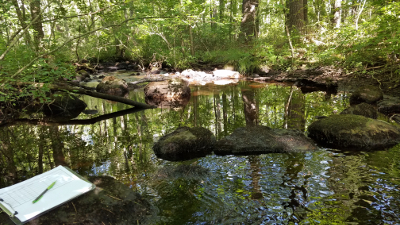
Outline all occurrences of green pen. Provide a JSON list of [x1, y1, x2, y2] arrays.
[[32, 181, 56, 204]]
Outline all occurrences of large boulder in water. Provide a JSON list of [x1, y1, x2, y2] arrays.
[[350, 85, 383, 105], [214, 125, 317, 156], [308, 114, 400, 150], [43, 92, 87, 121], [340, 102, 378, 119], [153, 127, 216, 161], [96, 76, 129, 96]]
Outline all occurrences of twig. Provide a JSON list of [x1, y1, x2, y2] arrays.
[[102, 208, 114, 214], [107, 194, 122, 201], [71, 202, 77, 214], [285, 25, 295, 66], [129, 77, 166, 85]]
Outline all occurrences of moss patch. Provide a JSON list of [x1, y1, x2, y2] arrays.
[[308, 114, 400, 150]]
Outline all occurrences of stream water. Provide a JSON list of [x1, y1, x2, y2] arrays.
[[1, 77, 400, 224]]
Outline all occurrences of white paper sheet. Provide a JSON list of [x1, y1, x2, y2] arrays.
[[0, 166, 95, 223]]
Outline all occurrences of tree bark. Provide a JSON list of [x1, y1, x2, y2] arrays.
[[332, 0, 342, 28], [240, 0, 259, 42], [219, 0, 225, 22], [30, 0, 44, 51], [303, 0, 308, 24], [286, 0, 305, 35]]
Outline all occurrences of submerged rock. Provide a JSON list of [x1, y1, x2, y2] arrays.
[[340, 102, 378, 119], [96, 76, 129, 96], [153, 127, 215, 161], [308, 114, 400, 150], [350, 85, 383, 105], [155, 164, 209, 180], [0, 176, 156, 225], [214, 125, 317, 156], [43, 92, 87, 121]]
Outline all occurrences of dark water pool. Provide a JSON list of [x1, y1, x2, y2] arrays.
[[1, 80, 400, 224]]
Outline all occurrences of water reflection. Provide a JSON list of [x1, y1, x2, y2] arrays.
[[1, 81, 400, 224]]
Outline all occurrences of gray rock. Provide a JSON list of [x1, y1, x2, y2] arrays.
[[340, 102, 378, 119], [153, 127, 216, 161], [214, 125, 317, 156], [96, 76, 129, 96], [350, 85, 383, 105], [308, 114, 400, 150]]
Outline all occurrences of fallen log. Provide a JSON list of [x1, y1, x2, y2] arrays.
[[8, 82, 156, 109]]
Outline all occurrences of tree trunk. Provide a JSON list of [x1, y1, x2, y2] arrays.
[[303, 0, 308, 33], [239, 0, 259, 42], [286, 0, 305, 35], [30, 0, 44, 51], [219, 0, 225, 22], [11, 0, 32, 46], [332, 0, 342, 28]]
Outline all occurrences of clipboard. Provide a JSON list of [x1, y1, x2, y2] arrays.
[[0, 166, 95, 224]]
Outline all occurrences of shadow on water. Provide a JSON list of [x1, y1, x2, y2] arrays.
[[1, 80, 400, 224]]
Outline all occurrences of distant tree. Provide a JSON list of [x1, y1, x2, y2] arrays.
[[29, 0, 44, 51], [332, 0, 342, 28], [240, 0, 259, 42], [11, 0, 32, 46]]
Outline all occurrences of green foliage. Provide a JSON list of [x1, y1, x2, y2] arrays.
[[0, 0, 399, 105]]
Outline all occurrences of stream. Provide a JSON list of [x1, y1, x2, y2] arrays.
[[1, 74, 400, 224]]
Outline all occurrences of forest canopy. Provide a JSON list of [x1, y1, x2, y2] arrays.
[[0, 0, 399, 102]]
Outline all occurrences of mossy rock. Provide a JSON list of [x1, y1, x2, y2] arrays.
[[214, 125, 317, 156], [308, 114, 400, 150], [153, 127, 215, 161], [340, 102, 378, 119], [43, 92, 87, 121], [350, 85, 383, 105]]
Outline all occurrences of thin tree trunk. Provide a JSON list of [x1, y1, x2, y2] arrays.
[[355, 0, 366, 30], [30, 0, 44, 51], [333, 0, 342, 28], [11, 0, 32, 46], [219, 0, 225, 22]]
